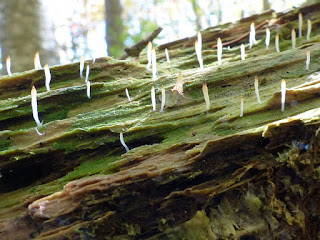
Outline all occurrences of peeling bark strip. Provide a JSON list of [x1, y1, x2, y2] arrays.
[[1, 3, 320, 240]]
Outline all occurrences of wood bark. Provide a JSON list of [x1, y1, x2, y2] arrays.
[[1, 3, 320, 239]]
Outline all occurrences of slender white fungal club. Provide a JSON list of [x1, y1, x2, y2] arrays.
[[307, 19, 312, 40], [120, 132, 129, 152], [35, 128, 44, 136], [306, 49, 310, 70], [265, 28, 270, 50], [240, 44, 245, 61], [198, 32, 203, 68], [6, 56, 12, 76], [165, 48, 170, 63], [152, 46, 157, 80], [34, 51, 42, 70], [298, 13, 303, 38], [275, 34, 280, 53], [240, 97, 244, 117], [194, 40, 198, 54], [44, 64, 51, 91], [254, 76, 261, 103], [85, 64, 90, 83], [195, 41, 203, 69], [160, 85, 165, 112], [249, 22, 257, 49], [87, 80, 91, 99], [197, 31, 202, 51], [281, 79, 286, 112], [80, 56, 84, 78], [31, 86, 41, 126], [151, 86, 156, 111], [172, 71, 183, 95], [147, 41, 152, 70], [291, 29, 296, 49], [217, 37, 222, 66], [125, 88, 132, 102], [202, 80, 210, 111]]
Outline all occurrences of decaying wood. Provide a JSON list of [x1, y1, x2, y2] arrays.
[[1, 3, 320, 240]]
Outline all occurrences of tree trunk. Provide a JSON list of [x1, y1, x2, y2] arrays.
[[190, 0, 202, 31], [0, 0, 58, 74], [105, 0, 124, 58], [38, 3, 59, 67], [1, 2, 320, 239], [262, 0, 270, 11]]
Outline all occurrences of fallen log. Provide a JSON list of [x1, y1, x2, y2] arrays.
[[1, 3, 320, 239]]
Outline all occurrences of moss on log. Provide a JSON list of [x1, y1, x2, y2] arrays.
[[1, 3, 320, 239]]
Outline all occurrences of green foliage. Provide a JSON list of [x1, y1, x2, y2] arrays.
[[124, 19, 160, 47]]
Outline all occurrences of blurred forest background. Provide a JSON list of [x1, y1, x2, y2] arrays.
[[0, 0, 318, 74]]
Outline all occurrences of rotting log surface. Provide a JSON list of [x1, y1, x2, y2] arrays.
[[1, 3, 320, 240]]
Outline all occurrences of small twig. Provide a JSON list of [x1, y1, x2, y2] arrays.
[[119, 27, 163, 60]]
